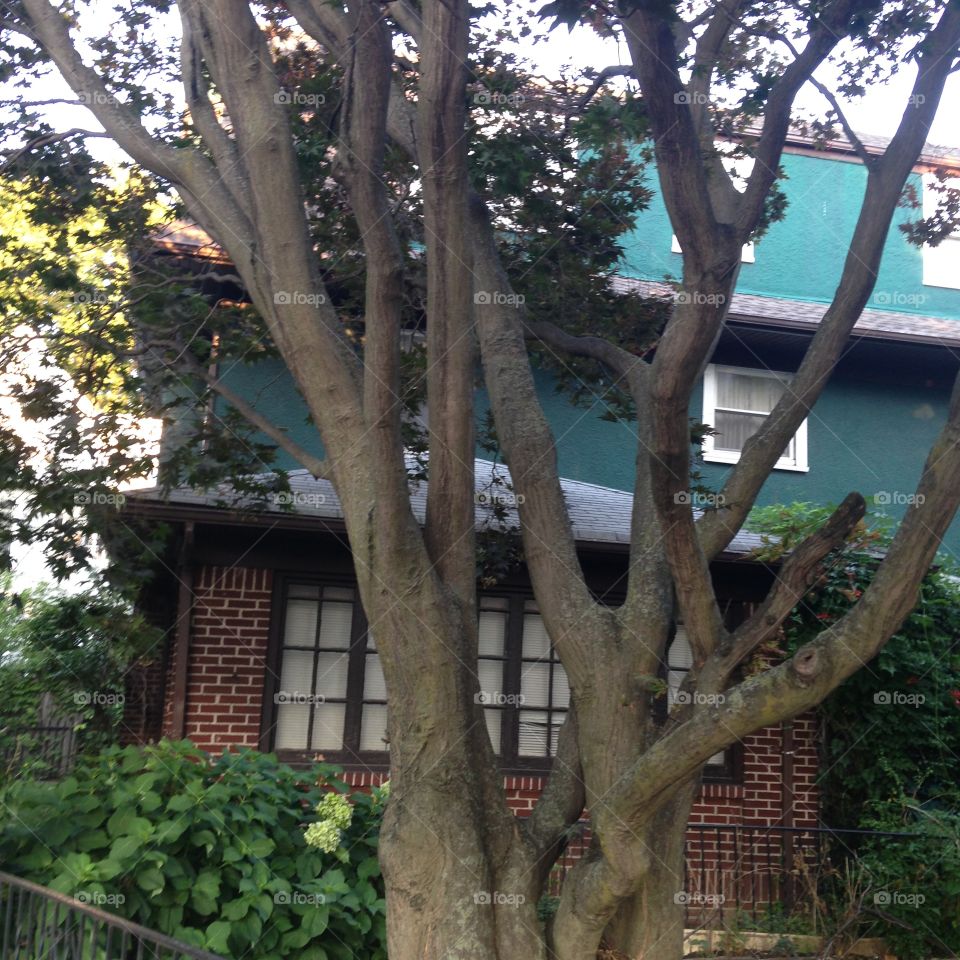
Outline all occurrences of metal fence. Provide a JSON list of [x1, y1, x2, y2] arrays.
[[0, 872, 225, 960], [550, 820, 926, 928]]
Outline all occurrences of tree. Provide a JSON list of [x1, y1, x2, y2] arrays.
[[2, 2, 960, 959]]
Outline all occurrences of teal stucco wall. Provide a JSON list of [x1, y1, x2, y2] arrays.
[[620, 149, 960, 321]]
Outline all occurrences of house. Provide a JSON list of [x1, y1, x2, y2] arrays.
[[120, 459, 820, 854], [114, 129, 960, 911]]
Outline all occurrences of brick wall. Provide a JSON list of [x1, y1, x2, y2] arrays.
[[159, 565, 820, 833], [160, 565, 273, 751]]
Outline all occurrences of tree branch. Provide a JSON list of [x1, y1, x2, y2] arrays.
[[697, 1, 960, 560], [576, 65, 635, 111], [523, 319, 644, 382]]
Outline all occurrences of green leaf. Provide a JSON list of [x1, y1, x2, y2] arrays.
[[136, 867, 164, 895], [205, 920, 232, 954]]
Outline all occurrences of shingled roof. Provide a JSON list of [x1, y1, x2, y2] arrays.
[[126, 458, 766, 557], [611, 276, 960, 349]]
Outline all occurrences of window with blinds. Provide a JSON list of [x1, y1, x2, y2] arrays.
[[268, 584, 736, 778], [273, 584, 356, 752], [518, 602, 568, 758], [702, 364, 808, 472]]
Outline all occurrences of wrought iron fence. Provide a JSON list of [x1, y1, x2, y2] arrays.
[[550, 820, 929, 929], [0, 872, 225, 960]]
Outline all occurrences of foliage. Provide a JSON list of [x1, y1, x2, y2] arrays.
[[0, 579, 159, 777], [748, 504, 960, 957], [855, 801, 960, 960], [0, 741, 388, 960], [749, 502, 960, 825]]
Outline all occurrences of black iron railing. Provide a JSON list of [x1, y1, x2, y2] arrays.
[[0, 872, 225, 960], [549, 820, 927, 929]]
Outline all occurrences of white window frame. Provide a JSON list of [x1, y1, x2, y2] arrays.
[[921, 173, 960, 290], [701, 363, 808, 472]]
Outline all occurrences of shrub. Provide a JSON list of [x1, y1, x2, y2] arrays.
[[0, 741, 387, 960]]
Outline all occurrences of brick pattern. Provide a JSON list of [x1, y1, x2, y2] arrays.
[[161, 566, 273, 751], [161, 567, 821, 840]]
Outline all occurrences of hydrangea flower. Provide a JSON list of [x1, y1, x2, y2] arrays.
[[304, 819, 342, 853], [315, 792, 352, 829]]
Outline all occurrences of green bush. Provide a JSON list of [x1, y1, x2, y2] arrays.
[[856, 800, 960, 960], [0, 741, 387, 960], [0, 581, 160, 777]]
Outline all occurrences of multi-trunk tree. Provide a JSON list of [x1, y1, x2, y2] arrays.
[[2, 1, 960, 958]]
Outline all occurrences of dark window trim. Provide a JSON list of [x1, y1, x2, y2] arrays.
[[262, 572, 741, 782]]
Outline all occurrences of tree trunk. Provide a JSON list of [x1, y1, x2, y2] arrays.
[[603, 783, 699, 960]]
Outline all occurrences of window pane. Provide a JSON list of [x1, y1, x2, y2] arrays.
[[478, 610, 507, 657], [314, 651, 349, 698], [364, 653, 387, 700], [552, 668, 570, 710], [360, 704, 388, 751], [311, 703, 346, 750], [714, 410, 768, 453], [324, 586, 355, 602], [521, 662, 550, 708], [483, 709, 502, 753], [275, 704, 310, 750], [668, 628, 693, 670], [318, 601, 353, 650], [522, 614, 551, 660], [284, 599, 318, 647], [478, 659, 504, 700], [278, 649, 315, 700], [288, 584, 321, 600], [518, 711, 549, 756], [716, 371, 785, 413]]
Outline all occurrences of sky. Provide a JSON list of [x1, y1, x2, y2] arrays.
[[6, 3, 960, 591]]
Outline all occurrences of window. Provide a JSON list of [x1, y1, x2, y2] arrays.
[[272, 583, 359, 753], [667, 627, 726, 769], [267, 582, 734, 779], [701, 364, 808, 472], [921, 173, 960, 290]]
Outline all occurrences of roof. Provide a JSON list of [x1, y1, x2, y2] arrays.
[[125, 457, 765, 557], [611, 276, 960, 349]]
